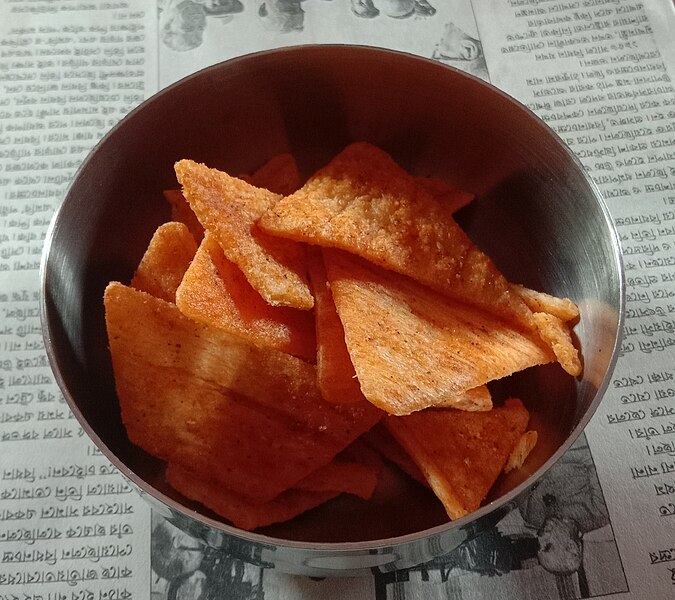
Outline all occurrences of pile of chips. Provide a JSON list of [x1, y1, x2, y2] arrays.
[[104, 143, 581, 531]]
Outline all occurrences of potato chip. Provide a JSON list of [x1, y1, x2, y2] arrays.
[[323, 249, 554, 415], [166, 154, 300, 246], [385, 398, 530, 519], [131, 221, 197, 303], [241, 152, 302, 196], [504, 430, 538, 473], [362, 423, 429, 487], [307, 248, 492, 407], [258, 142, 532, 326], [513, 286, 581, 374], [532, 312, 582, 377], [108, 142, 585, 530], [166, 462, 339, 531], [295, 460, 378, 500], [306, 248, 365, 404], [514, 284, 580, 322], [175, 159, 313, 309], [336, 438, 384, 475], [163, 189, 205, 243], [104, 282, 381, 502], [415, 176, 475, 215], [176, 233, 316, 361], [434, 385, 493, 412]]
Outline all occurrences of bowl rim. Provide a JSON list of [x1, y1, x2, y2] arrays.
[[40, 43, 626, 553]]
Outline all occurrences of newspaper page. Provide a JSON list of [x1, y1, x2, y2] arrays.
[[1, 0, 674, 599], [0, 2, 158, 598]]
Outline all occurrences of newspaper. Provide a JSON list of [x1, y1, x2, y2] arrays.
[[1, 0, 674, 598]]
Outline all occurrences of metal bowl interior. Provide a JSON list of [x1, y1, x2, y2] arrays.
[[41, 45, 624, 576]]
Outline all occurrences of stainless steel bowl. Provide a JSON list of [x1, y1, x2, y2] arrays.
[[40, 45, 624, 577]]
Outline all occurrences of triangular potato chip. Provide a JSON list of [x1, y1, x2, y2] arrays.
[[306, 248, 365, 404], [385, 398, 530, 519], [175, 159, 313, 309], [164, 154, 300, 244], [176, 233, 316, 361], [514, 285, 581, 371], [323, 249, 554, 415], [258, 142, 531, 325], [307, 248, 492, 409], [504, 430, 538, 473], [131, 222, 197, 303], [166, 462, 339, 531], [415, 176, 475, 215], [295, 460, 378, 500], [513, 284, 580, 323], [104, 282, 381, 502], [168, 456, 377, 531], [362, 423, 429, 487], [435, 385, 493, 412], [532, 312, 582, 376], [163, 190, 205, 243], [337, 438, 384, 476], [240, 153, 302, 196]]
